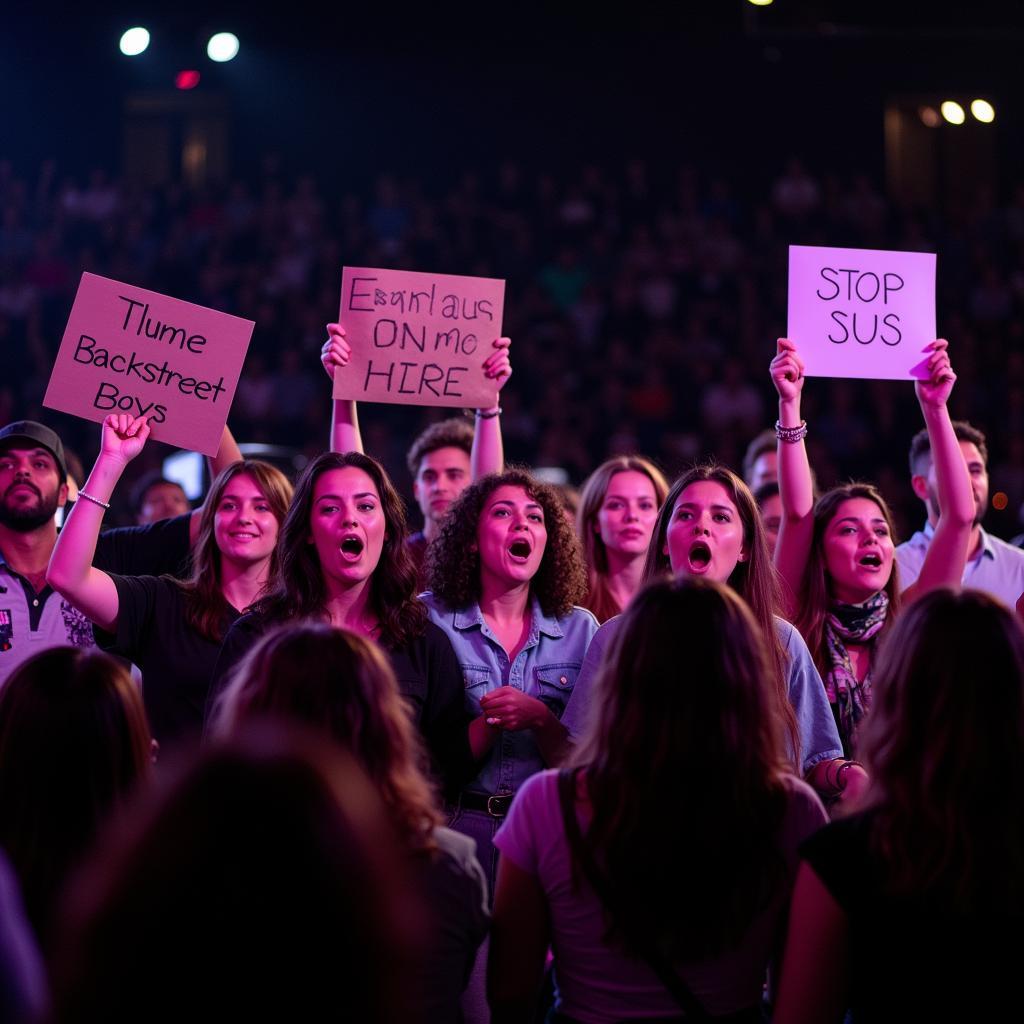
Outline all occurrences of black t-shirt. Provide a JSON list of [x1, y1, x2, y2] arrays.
[[801, 811, 1022, 1020], [213, 612, 475, 793], [96, 574, 238, 749], [94, 513, 192, 578]]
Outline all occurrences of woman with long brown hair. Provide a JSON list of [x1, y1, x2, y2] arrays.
[[47, 414, 292, 746], [214, 622, 489, 1022], [489, 579, 827, 1021], [776, 589, 1024, 1022], [575, 455, 669, 623], [213, 450, 474, 791], [770, 337, 973, 755], [562, 462, 853, 803]]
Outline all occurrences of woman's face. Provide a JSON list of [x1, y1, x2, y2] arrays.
[[477, 485, 548, 591], [664, 480, 747, 584], [595, 470, 659, 559], [214, 473, 280, 566], [307, 467, 387, 589], [823, 497, 895, 604]]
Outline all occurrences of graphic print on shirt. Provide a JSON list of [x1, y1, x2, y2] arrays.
[[61, 600, 95, 648], [0, 609, 12, 651]]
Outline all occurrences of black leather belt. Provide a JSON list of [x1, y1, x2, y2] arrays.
[[457, 791, 514, 818]]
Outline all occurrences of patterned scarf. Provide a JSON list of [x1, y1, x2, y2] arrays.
[[824, 590, 889, 755]]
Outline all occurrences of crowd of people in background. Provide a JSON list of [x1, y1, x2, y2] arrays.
[[0, 152, 1023, 1024]]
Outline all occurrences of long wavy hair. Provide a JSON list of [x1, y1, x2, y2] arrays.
[[571, 578, 790, 959], [0, 647, 152, 944], [576, 455, 669, 623], [642, 463, 800, 765], [255, 452, 426, 649], [213, 622, 440, 855], [795, 482, 902, 679], [426, 467, 588, 618], [858, 589, 1024, 912], [180, 460, 293, 642]]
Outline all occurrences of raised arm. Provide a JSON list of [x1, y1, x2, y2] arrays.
[[771, 338, 815, 615], [470, 336, 512, 480], [47, 415, 151, 633], [902, 339, 973, 602], [188, 424, 243, 545], [322, 322, 364, 454]]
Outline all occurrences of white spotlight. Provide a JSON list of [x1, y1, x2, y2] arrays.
[[971, 99, 996, 123], [207, 32, 240, 63], [119, 27, 150, 57], [940, 101, 966, 125]]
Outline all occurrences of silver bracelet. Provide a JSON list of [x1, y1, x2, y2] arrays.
[[774, 419, 808, 444], [475, 407, 502, 419], [77, 491, 111, 510]]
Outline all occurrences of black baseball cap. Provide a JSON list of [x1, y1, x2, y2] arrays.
[[0, 421, 68, 482]]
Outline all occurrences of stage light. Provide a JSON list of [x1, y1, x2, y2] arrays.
[[993, 492, 1009, 511], [175, 70, 201, 90], [919, 106, 941, 128], [747, 0, 774, 5], [940, 101, 965, 125], [207, 32, 239, 62], [971, 99, 995, 123], [119, 27, 150, 56]]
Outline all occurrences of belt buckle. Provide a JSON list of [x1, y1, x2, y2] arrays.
[[486, 793, 511, 818]]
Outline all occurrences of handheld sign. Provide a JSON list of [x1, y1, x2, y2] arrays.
[[788, 245, 937, 380], [335, 267, 506, 409], [44, 273, 253, 456]]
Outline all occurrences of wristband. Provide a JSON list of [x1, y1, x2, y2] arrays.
[[775, 419, 808, 444], [77, 491, 111, 510], [475, 407, 502, 419]]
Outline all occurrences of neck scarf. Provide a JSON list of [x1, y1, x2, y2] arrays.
[[824, 590, 889, 754]]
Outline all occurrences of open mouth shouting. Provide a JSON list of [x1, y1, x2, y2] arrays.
[[339, 535, 365, 561], [858, 552, 883, 570], [508, 538, 533, 562], [686, 540, 712, 574]]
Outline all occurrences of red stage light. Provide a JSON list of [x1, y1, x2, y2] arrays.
[[175, 70, 201, 90]]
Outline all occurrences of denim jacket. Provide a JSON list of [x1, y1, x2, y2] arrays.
[[421, 593, 598, 797]]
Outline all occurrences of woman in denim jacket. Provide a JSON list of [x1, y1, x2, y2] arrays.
[[421, 467, 598, 895]]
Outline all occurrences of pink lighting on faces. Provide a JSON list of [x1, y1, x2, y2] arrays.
[[477, 485, 548, 591], [213, 474, 279, 567], [308, 467, 387, 589], [596, 470, 659, 558], [665, 481, 748, 584], [175, 70, 201, 90], [822, 497, 895, 605]]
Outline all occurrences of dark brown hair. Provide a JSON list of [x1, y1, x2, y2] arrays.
[[0, 647, 151, 945], [49, 725, 422, 1023], [643, 464, 800, 765], [405, 417, 474, 477], [576, 455, 670, 623], [795, 482, 902, 679], [180, 460, 293, 642], [571, 578, 790, 959], [255, 452, 427, 649], [426, 467, 588, 617], [909, 419, 988, 477], [858, 589, 1024, 911], [214, 622, 441, 854]]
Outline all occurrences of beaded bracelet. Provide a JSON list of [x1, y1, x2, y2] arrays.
[[77, 491, 111, 510], [775, 419, 808, 444]]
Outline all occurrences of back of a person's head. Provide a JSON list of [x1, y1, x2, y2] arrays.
[[573, 578, 789, 959], [48, 725, 424, 1024], [860, 588, 1024, 909], [214, 622, 440, 850], [0, 647, 151, 944]]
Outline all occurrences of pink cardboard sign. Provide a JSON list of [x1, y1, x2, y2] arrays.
[[335, 267, 506, 408], [44, 273, 254, 456], [787, 245, 937, 380]]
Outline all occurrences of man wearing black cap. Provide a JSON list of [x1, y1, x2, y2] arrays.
[[0, 420, 94, 682]]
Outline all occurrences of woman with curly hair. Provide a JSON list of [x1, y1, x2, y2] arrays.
[[490, 579, 828, 1022], [769, 337, 973, 756], [214, 622, 489, 1022], [775, 589, 1024, 1022], [423, 468, 598, 890], [47, 414, 292, 747], [213, 450, 474, 792], [562, 463, 856, 806], [576, 455, 669, 623]]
